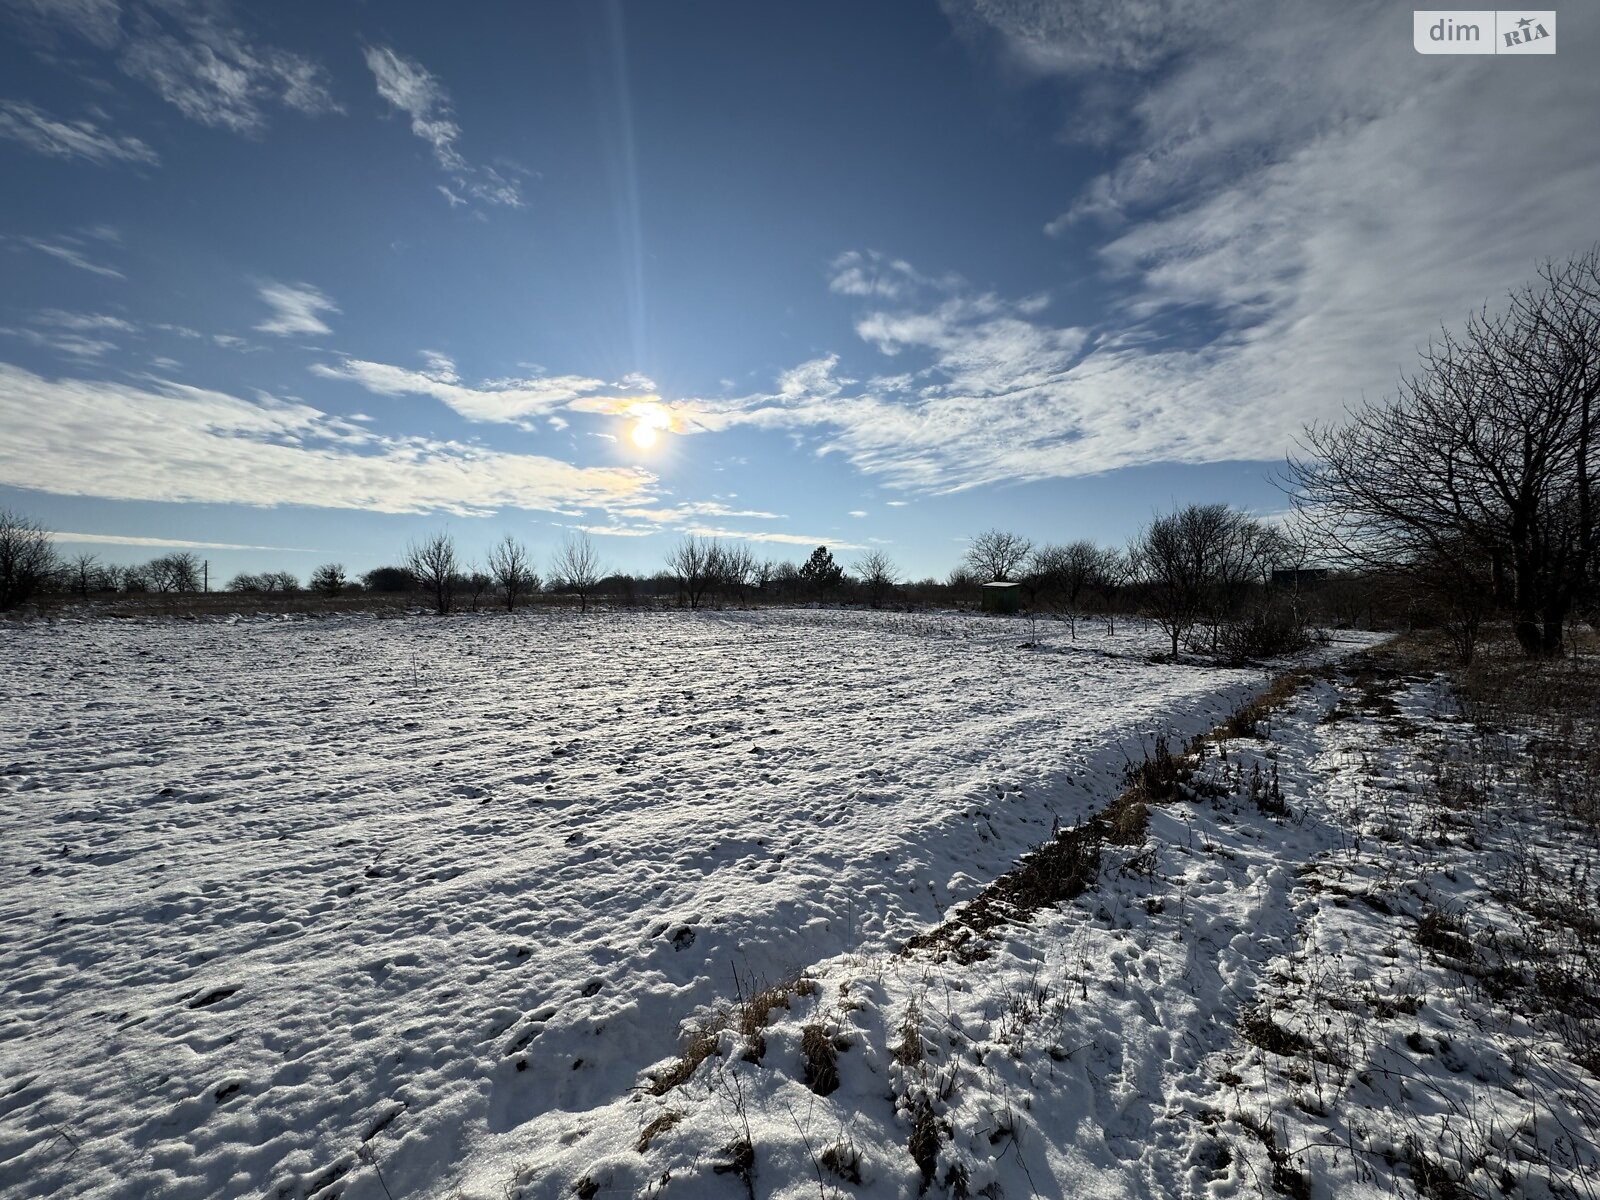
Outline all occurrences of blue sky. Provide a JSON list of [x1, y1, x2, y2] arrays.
[[2, 1, 1596, 582]]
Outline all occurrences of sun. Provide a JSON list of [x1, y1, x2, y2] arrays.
[[626, 402, 671, 451]]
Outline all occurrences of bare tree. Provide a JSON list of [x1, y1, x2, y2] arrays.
[[552, 531, 603, 613], [0, 509, 57, 610], [407, 532, 459, 615], [228, 573, 263, 592], [717, 542, 758, 607], [964, 529, 1033, 582], [754, 558, 778, 597], [66, 552, 100, 597], [1133, 507, 1220, 657], [667, 534, 718, 609], [1134, 505, 1286, 655], [853, 550, 899, 608], [1027, 541, 1114, 635], [261, 570, 299, 594], [464, 566, 491, 612], [772, 559, 802, 601], [487, 534, 537, 611], [1204, 514, 1282, 650], [309, 563, 347, 597], [146, 552, 202, 594], [1292, 246, 1600, 656], [146, 556, 177, 594], [1096, 547, 1132, 636]]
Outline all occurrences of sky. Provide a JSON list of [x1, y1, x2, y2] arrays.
[[1, 0, 1596, 583]]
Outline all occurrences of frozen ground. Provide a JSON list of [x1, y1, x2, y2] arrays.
[[517, 650, 1600, 1200], [0, 608, 1308, 1200]]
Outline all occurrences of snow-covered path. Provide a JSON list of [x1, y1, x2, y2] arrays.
[[507, 647, 1598, 1200], [0, 609, 1273, 1199]]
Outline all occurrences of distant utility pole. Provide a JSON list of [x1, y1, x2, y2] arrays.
[[203, 560, 209, 593]]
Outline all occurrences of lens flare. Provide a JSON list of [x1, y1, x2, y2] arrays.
[[626, 402, 672, 451]]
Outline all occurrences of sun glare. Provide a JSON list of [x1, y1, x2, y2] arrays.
[[626, 402, 671, 451]]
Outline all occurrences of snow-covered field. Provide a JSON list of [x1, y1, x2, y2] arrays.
[[0, 608, 1292, 1200], [503, 645, 1600, 1200]]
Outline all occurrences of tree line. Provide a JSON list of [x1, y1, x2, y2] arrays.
[[0, 505, 1316, 657], [5, 245, 1597, 659]]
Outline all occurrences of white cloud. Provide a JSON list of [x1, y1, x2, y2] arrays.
[[34, 310, 136, 332], [2, 0, 122, 49], [16, 235, 124, 279], [778, 355, 849, 399], [363, 45, 460, 168], [123, 5, 338, 132], [312, 355, 637, 425], [684, 1, 1600, 493], [0, 326, 119, 358], [828, 250, 956, 301], [682, 525, 866, 550], [0, 99, 159, 165], [255, 281, 337, 337], [6, 0, 339, 133], [615, 502, 785, 524], [0, 362, 656, 517], [48, 530, 314, 551], [363, 45, 523, 208], [580, 524, 656, 538]]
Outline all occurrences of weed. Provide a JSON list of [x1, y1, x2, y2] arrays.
[[820, 1138, 863, 1184], [1416, 907, 1473, 961], [800, 1024, 839, 1096], [906, 1095, 939, 1191], [635, 1110, 682, 1153], [1238, 1003, 1313, 1057]]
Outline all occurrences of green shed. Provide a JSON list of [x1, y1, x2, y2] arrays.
[[980, 581, 1022, 614]]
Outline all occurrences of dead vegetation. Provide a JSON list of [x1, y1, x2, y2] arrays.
[[634, 1109, 682, 1153], [799, 1024, 839, 1096], [903, 665, 1317, 963], [647, 973, 818, 1095], [1237, 1003, 1315, 1059]]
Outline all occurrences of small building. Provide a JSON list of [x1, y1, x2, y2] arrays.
[[980, 581, 1022, 614]]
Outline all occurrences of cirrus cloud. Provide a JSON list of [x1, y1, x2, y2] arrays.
[[311, 353, 644, 426], [0, 361, 656, 517], [0, 99, 159, 166], [255, 281, 338, 337]]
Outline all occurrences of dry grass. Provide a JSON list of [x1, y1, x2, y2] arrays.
[[1415, 907, 1473, 962], [648, 1028, 721, 1096], [649, 974, 818, 1095], [1213, 667, 1323, 741], [49, 592, 421, 620], [820, 1140, 863, 1184], [634, 1110, 682, 1153], [905, 1095, 939, 1189], [800, 1024, 839, 1095], [1237, 1003, 1314, 1058], [892, 1001, 924, 1067], [903, 666, 1324, 962]]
